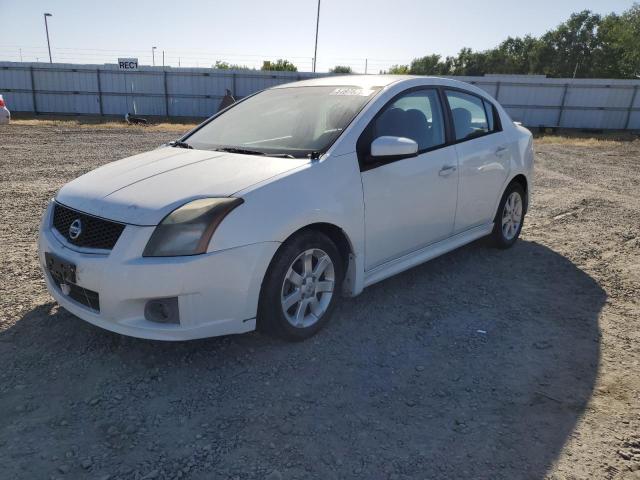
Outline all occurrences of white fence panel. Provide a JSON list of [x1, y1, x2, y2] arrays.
[[1, 62, 639, 129]]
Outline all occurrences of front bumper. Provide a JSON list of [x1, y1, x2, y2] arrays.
[[38, 203, 279, 341]]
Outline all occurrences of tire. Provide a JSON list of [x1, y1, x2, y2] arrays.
[[258, 230, 344, 341], [489, 182, 526, 249]]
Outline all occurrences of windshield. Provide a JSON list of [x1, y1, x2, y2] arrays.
[[185, 86, 380, 158]]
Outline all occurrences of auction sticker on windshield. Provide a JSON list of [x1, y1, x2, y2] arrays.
[[330, 87, 375, 96]]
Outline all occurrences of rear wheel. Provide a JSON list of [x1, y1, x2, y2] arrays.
[[490, 182, 525, 249], [258, 231, 343, 341]]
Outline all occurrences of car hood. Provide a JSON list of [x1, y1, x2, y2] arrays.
[[56, 147, 308, 225]]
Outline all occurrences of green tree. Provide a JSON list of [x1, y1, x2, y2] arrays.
[[531, 10, 602, 77], [389, 4, 639, 78], [489, 36, 541, 74], [330, 65, 353, 74], [594, 4, 640, 78], [616, 4, 640, 77], [386, 64, 410, 74], [213, 60, 251, 70], [409, 55, 451, 75], [261, 59, 298, 72], [450, 47, 489, 76]]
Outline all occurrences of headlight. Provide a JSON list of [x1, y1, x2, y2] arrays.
[[143, 198, 243, 257]]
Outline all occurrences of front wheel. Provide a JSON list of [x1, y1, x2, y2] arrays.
[[489, 182, 525, 249], [258, 230, 344, 341]]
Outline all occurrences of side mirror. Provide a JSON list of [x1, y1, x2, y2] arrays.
[[370, 136, 418, 158]]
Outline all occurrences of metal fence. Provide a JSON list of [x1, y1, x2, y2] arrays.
[[0, 62, 328, 118], [1, 62, 639, 130], [456, 74, 640, 131]]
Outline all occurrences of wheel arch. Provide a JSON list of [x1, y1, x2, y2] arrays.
[[282, 222, 355, 277], [509, 173, 529, 212], [262, 221, 359, 298], [492, 172, 530, 225]]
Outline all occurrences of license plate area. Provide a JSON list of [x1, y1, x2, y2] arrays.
[[44, 252, 101, 312], [45, 252, 76, 284]]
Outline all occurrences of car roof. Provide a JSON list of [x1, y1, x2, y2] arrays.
[[271, 74, 484, 95], [272, 74, 407, 89]]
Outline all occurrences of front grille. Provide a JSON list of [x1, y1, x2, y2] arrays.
[[52, 203, 125, 250], [49, 274, 100, 312]]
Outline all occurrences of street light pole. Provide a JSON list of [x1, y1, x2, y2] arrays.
[[44, 13, 53, 63], [152, 46, 157, 66], [312, 0, 320, 72]]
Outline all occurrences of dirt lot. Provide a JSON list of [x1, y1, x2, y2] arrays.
[[0, 122, 638, 480]]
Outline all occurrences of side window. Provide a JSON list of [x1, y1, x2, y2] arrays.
[[445, 90, 491, 141], [483, 99, 496, 131], [372, 89, 445, 150]]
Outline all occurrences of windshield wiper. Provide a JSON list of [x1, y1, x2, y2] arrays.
[[168, 140, 193, 149], [213, 146, 300, 159], [264, 153, 297, 159], [213, 146, 267, 156]]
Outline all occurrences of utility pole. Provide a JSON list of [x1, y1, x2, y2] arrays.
[[312, 0, 320, 72], [19, 48, 23, 62], [152, 46, 157, 66], [365, 58, 368, 75], [44, 13, 53, 63], [162, 50, 165, 67]]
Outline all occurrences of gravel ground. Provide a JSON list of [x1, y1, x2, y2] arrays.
[[0, 124, 638, 480]]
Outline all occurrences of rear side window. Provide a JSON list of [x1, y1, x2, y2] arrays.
[[445, 90, 498, 141], [372, 89, 445, 150], [483, 99, 496, 131]]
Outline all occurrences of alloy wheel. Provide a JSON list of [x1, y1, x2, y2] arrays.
[[502, 191, 523, 240], [280, 248, 335, 328]]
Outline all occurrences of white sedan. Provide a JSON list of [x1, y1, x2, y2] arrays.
[[38, 75, 533, 341]]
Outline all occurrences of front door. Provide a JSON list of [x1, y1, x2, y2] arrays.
[[359, 88, 459, 270]]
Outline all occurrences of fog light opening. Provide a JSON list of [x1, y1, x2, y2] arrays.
[[144, 297, 180, 324]]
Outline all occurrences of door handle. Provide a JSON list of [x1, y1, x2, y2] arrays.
[[439, 165, 457, 176], [495, 146, 509, 156]]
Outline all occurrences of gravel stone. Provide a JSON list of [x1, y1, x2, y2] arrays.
[[265, 470, 283, 480]]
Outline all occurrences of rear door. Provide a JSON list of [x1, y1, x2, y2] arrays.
[[359, 88, 459, 270], [444, 90, 510, 232]]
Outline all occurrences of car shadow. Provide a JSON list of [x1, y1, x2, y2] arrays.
[[1, 240, 604, 480]]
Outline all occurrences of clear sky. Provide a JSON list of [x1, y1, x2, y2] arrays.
[[0, 0, 634, 72]]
